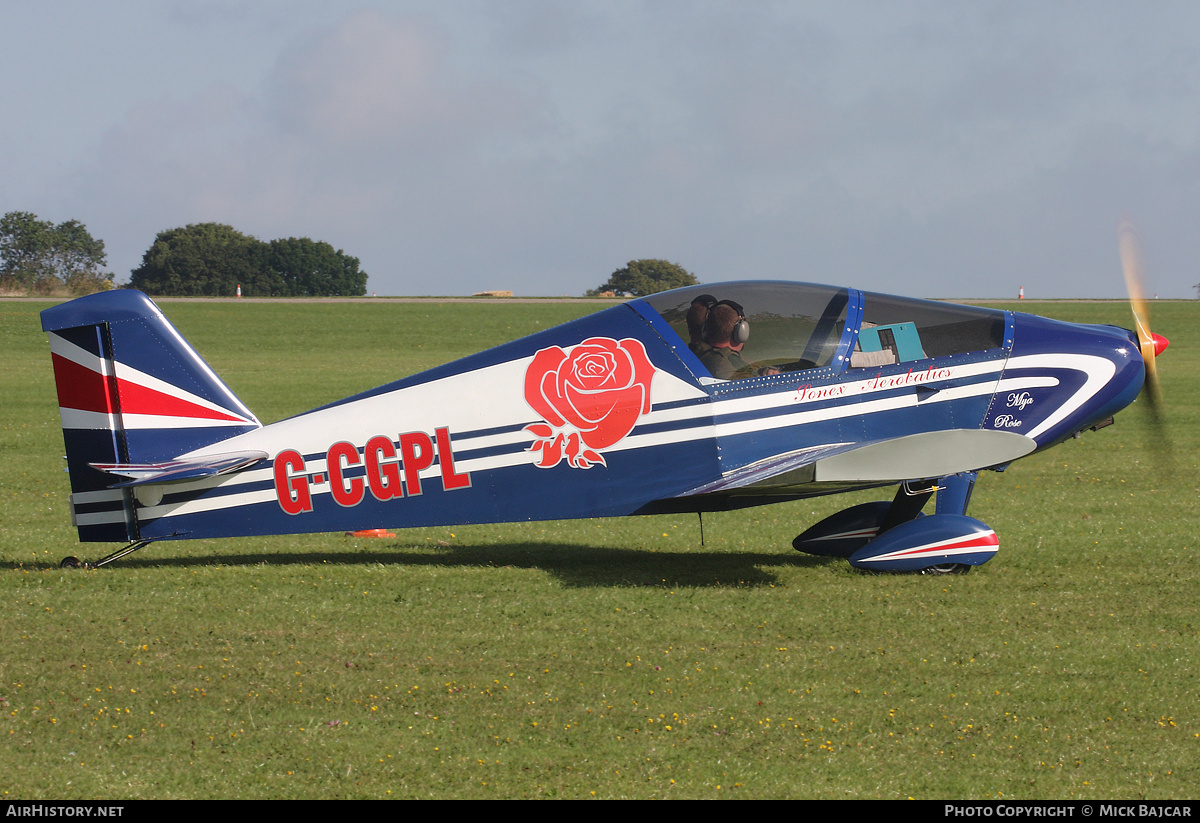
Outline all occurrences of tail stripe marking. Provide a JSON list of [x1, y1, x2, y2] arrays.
[[49, 332, 257, 430], [50, 352, 120, 418]]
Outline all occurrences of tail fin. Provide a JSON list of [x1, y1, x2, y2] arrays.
[[42, 290, 261, 542]]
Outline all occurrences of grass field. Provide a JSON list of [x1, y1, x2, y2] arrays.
[[1, 296, 1197, 799]]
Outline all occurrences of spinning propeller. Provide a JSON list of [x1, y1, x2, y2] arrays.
[[1117, 219, 1170, 437]]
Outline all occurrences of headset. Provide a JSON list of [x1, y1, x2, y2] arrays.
[[702, 298, 750, 346]]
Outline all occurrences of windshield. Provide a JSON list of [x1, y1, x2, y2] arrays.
[[851, 292, 1006, 368]]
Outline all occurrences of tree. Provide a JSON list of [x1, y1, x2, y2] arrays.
[[0, 211, 112, 295], [265, 237, 367, 296], [0, 212, 53, 291], [129, 223, 263, 296], [590, 259, 698, 297], [129, 223, 369, 297], [51, 219, 112, 294]]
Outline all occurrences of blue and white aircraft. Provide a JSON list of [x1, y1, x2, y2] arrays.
[[42, 278, 1166, 572]]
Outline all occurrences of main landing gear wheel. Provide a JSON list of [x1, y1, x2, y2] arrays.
[[60, 556, 82, 569], [921, 563, 971, 575]]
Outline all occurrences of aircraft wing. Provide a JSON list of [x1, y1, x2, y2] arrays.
[[678, 429, 1035, 496]]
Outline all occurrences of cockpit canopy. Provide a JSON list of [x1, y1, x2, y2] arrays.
[[640, 281, 1007, 381]]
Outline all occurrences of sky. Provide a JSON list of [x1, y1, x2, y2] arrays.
[[2, 1, 1198, 298]]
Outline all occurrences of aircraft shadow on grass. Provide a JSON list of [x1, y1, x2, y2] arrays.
[[37, 540, 831, 588]]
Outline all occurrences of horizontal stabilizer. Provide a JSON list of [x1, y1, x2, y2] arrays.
[[89, 450, 268, 487]]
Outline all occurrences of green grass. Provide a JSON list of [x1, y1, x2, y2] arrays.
[[1, 297, 1197, 799]]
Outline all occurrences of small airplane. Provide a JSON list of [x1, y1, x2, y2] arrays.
[[41, 246, 1167, 573]]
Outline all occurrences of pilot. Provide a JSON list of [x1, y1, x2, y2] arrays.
[[686, 294, 717, 355], [699, 300, 755, 379], [698, 300, 782, 380]]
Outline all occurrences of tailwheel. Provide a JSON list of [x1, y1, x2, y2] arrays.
[[59, 540, 155, 570]]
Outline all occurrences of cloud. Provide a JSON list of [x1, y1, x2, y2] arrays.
[[268, 9, 531, 152], [35, 3, 1200, 296], [67, 8, 546, 285]]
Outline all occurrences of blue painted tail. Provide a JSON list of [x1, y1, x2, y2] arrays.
[[42, 290, 261, 542]]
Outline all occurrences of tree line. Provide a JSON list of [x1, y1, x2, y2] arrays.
[[4, 210, 698, 299], [1, 213, 368, 297], [129, 223, 367, 297]]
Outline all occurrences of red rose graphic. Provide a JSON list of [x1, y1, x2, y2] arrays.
[[524, 337, 656, 468]]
